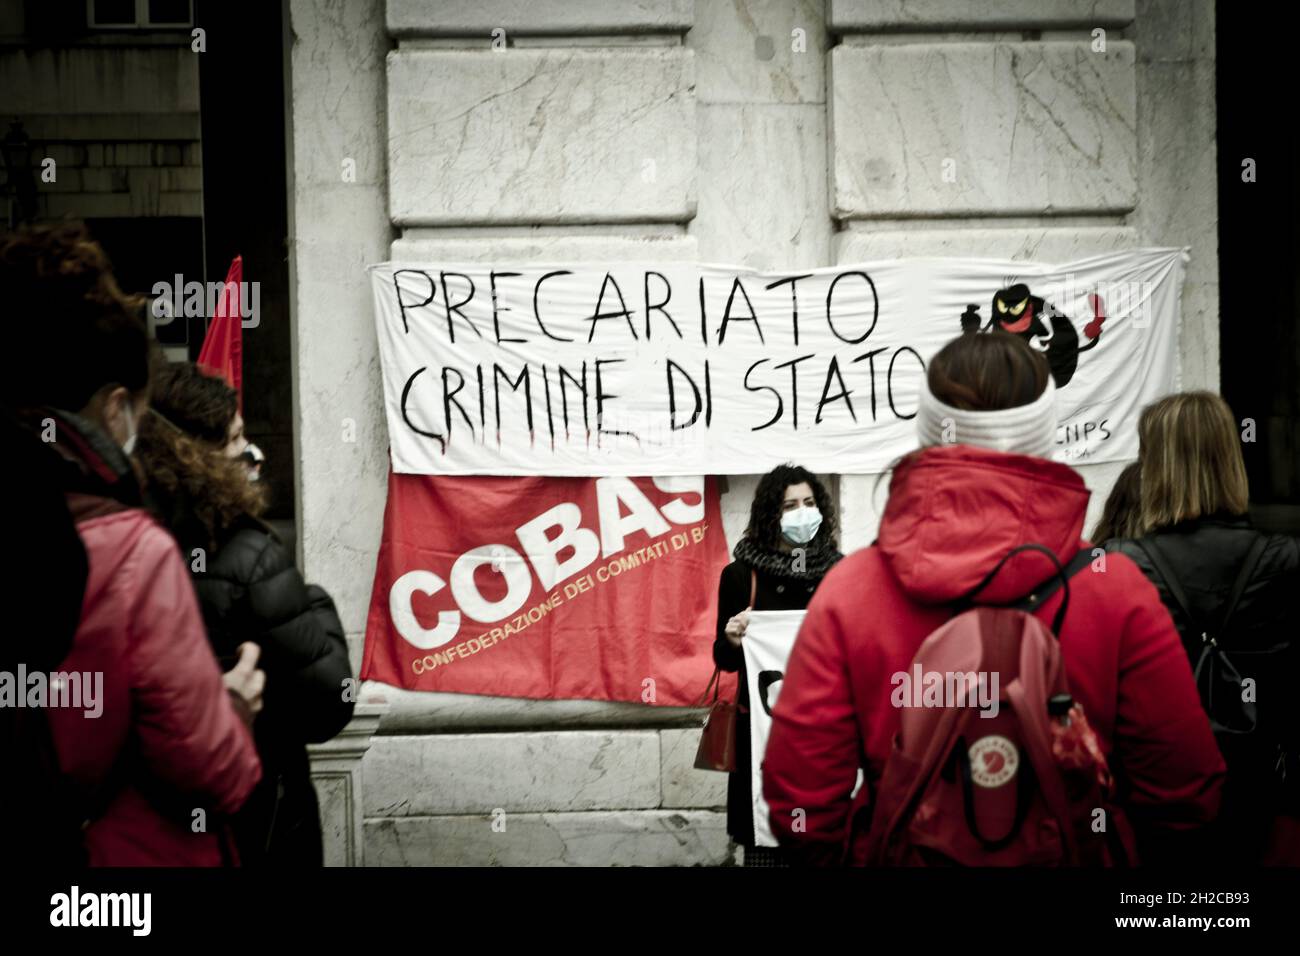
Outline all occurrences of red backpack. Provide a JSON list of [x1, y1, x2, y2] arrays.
[[864, 544, 1136, 866]]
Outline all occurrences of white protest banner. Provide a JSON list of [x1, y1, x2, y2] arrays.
[[742, 610, 806, 849], [370, 249, 1184, 476]]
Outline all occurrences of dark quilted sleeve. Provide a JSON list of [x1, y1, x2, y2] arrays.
[[227, 530, 356, 744]]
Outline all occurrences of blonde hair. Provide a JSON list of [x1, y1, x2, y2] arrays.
[[1137, 391, 1249, 534]]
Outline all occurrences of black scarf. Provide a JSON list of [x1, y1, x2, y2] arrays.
[[732, 534, 842, 582]]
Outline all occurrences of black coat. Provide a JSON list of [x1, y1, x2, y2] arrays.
[[1107, 514, 1300, 858], [185, 513, 354, 866], [4, 413, 91, 866], [713, 559, 824, 846], [7, 414, 87, 672]]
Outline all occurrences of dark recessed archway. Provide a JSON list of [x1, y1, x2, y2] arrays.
[[196, 0, 294, 527], [1216, 2, 1299, 533]]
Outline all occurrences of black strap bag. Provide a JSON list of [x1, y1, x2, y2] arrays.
[[1136, 536, 1269, 736]]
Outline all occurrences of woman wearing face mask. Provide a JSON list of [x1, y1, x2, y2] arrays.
[[134, 360, 354, 866], [714, 464, 843, 866], [217, 401, 265, 483], [2, 223, 263, 866]]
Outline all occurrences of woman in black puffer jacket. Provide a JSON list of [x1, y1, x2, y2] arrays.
[[1101, 392, 1299, 865], [135, 360, 354, 866]]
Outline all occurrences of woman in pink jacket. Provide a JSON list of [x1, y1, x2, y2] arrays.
[[3, 224, 263, 866], [762, 332, 1225, 866]]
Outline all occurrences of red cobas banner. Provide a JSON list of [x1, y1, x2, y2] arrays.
[[361, 473, 734, 705]]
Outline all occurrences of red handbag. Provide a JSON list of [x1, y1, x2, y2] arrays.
[[693, 668, 738, 772], [694, 570, 756, 773]]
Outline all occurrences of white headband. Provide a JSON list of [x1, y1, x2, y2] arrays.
[[915, 375, 1059, 459]]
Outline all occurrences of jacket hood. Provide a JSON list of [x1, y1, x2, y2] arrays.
[[877, 444, 1090, 605]]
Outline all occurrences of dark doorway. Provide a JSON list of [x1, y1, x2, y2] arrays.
[[84, 216, 204, 352], [1216, 3, 1300, 533], [195, 0, 295, 525]]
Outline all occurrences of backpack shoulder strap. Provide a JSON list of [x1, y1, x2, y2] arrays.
[[1220, 534, 1269, 633], [955, 543, 1068, 610], [1134, 537, 1202, 634], [1017, 548, 1093, 635], [1015, 548, 1094, 613], [1135, 534, 1269, 638], [953, 545, 1089, 636]]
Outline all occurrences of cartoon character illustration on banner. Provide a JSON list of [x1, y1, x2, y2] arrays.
[[960, 283, 1107, 387]]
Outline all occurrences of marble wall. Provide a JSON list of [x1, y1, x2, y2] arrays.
[[288, 0, 1219, 865]]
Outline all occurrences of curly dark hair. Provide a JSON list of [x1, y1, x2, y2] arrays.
[[134, 360, 265, 549], [744, 463, 838, 551], [0, 222, 148, 410]]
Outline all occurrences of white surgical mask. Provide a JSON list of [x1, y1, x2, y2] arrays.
[[780, 506, 822, 546], [120, 402, 138, 457], [240, 442, 265, 482]]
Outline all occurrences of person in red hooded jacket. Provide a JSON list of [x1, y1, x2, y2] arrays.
[[762, 332, 1225, 866], [2, 224, 263, 866]]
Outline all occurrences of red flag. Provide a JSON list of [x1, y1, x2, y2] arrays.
[[197, 255, 244, 410], [361, 473, 733, 705]]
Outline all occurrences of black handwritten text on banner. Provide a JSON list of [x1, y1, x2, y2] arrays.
[[369, 251, 1184, 475]]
